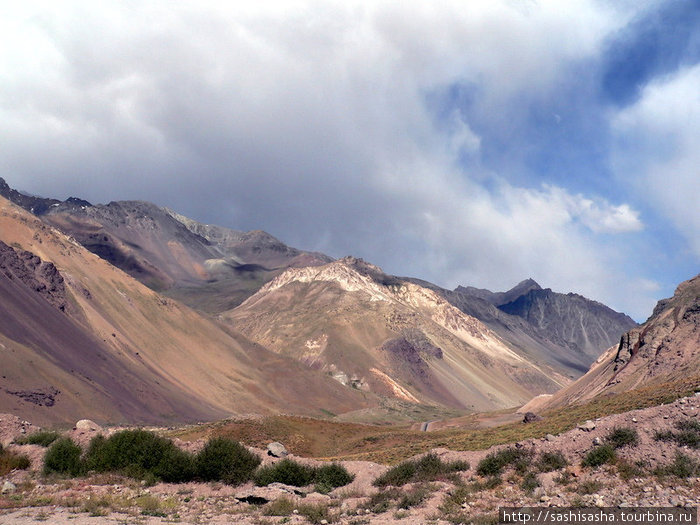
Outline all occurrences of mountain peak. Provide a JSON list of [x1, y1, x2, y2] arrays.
[[507, 278, 542, 295]]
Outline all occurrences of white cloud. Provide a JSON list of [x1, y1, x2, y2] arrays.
[[612, 64, 700, 256], [0, 1, 664, 320]]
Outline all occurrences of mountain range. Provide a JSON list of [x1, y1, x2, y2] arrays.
[[0, 178, 642, 424]]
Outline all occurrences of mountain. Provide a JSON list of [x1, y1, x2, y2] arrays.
[[0, 195, 371, 425], [0, 178, 330, 312], [405, 278, 636, 378], [540, 273, 700, 409], [223, 257, 569, 413]]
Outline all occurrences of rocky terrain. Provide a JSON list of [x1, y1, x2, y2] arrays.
[[542, 273, 700, 410], [0, 391, 699, 524], [0, 195, 371, 426], [225, 257, 567, 412], [412, 278, 637, 377]]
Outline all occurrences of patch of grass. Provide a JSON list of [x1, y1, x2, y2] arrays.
[[195, 437, 260, 485], [44, 437, 83, 476], [476, 447, 532, 477], [397, 483, 437, 509], [14, 431, 60, 447], [654, 452, 699, 478], [605, 427, 639, 449], [297, 502, 335, 524], [554, 470, 572, 485], [616, 459, 648, 480], [576, 480, 603, 495], [654, 419, 700, 449], [0, 442, 31, 475], [262, 497, 296, 516], [581, 445, 616, 468], [136, 494, 168, 517], [373, 453, 468, 487], [536, 451, 568, 472], [520, 471, 539, 494]]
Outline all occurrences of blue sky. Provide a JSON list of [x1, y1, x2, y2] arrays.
[[1, 1, 698, 320]]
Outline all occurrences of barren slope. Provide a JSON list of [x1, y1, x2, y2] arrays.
[[541, 273, 700, 410], [0, 197, 371, 425], [224, 257, 568, 413]]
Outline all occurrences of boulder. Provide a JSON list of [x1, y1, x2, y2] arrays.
[[74, 419, 102, 432], [522, 412, 542, 423], [577, 420, 596, 432], [1, 481, 16, 494], [267, 442, 288, 458]]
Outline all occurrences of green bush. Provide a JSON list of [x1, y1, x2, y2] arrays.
[[44, 437, 83, 476], [373, 453, 468, 487], [195, 437, 260, 485], [477, 447, 531, 477], [537, 451, 568, 472], [84, 430, 194, 482], [255, 459, 316, 487], [14, 431, 60, 447], [254, 458, 354, 491], [314, 463, 355, 493], [581, 445, 616, 468], [605, 427, 638, 449]]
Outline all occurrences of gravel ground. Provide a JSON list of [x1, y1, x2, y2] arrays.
[[1, 395, 699, 524]]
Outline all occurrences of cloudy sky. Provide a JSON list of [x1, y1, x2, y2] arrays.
[[1, 1, 698, 320]]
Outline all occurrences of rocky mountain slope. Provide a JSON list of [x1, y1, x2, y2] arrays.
[[0, 178, 329, 311], [406, 278, 636, 379], [541, 273, 700, 409], [0, 196, 371, 425], [224, 257, 569, 412]]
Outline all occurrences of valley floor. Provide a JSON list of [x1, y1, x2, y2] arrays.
[[1, 395, 700, 524]]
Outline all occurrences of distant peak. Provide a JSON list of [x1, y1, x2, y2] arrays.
[[515, 278, 541, 290]]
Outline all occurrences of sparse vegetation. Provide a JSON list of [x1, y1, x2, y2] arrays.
[[581, 444, 616, 468], [373, 452, 468, 487], [296, 502, 336, 524], [654, 451, 699, 478], [14, 431, 60, 447], [262, 497, 296, 516], [520, 471, 539, 493], [476, 447, 532, 477], [605, 427, 638, 449], [536, 451, 568, 472], [0, 444, 31, 475], [654, 419, 700, 449]]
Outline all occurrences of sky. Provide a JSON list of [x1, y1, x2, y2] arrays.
[[1, 1, 698, 321]]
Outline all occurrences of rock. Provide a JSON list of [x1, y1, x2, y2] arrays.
[[679, 398, 686, 405], [75, 419, 101, 432], [631, 417, 638, 423], [540, 495, 551, 503], [577, 420, 596, 432], [523, 412, 542, 423], [1, 481, 16, 494], [545, 434, 556, 442], [267, 442, 288, 458], [592, 437, 603, 446]]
